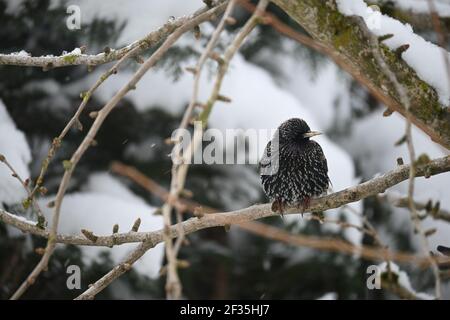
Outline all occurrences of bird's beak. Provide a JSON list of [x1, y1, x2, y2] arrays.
[[303, 130, 322, 138]]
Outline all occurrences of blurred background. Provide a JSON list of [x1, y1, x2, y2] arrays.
[[0, 0, 449, 299]]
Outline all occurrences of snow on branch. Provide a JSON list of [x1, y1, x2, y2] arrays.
[[75, 154, 450, 299], [0, 4, 216, 69], [2, 155, 449, 299], [3, 155, 447, 248], [3, 0, 449, 301], [8, 0, 229, 301], [272, 0, 450, 149]]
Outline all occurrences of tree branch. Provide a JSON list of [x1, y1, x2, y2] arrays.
[[0, 3, 219, 69], [2, 156, 448, 248], [72, 155, 449, 299], [8, 1, 228, 300], [380, 193, 450, 223], [271, 0, 450, 149], [355, 11, 442, 298], [160, 0, 238, 299], [2, 155, 449, 299]]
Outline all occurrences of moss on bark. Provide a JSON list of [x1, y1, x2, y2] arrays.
[[272, 0, 450, 148]]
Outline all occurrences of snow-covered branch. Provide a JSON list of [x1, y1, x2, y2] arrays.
[[158, 0, 240, 300], [8, 1, 228, 300], [74, 154, 449, 299], [0, 4, 217, 69], [371, 0, 450, 32], [2, 0, 449, 301], [272, 0, 450, 149], [355, 5, 442, 297], [159, 0, 270, 300], [3, 155, 448, 299], [2, 155, 448, 248]]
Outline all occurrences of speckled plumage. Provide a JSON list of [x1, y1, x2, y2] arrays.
[[260, 118, 330, 213]]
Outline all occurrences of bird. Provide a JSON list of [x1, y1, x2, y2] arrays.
[[259, 118, 330, 215]]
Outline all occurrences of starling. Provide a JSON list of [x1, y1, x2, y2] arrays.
[[260, 118, 330, 214]]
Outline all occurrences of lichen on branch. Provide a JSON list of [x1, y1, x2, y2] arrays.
[[272, 0, 450, 149]]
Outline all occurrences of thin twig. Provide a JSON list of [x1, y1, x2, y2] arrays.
[[71, 155, 450, 299], [379, 193, 450, 223], [161, 0, 237, 300], [161, 0, 270, 300], [9, 2, 228, 300], [28, 2, 227, 201], [0, 5, 217, 69], [427, 0, 450, 95], [0, 155, 44, 224], [357, 16, 442, 299], [341, 203, 396, 284], [111, 161, 387, 255], [2, 207, 449, 268]]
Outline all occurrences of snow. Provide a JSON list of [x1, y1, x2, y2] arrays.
[[377, 0, 450, 17], [279, 57, 352, 131], [39, 173, 164, 278], [11, 50, 31, 57], [66, 19, 362, 242], [76, 63, 193, 115], [1, 0, 446, 298], [378, 261, 435, 299], [62, 47, 82, 56], [337, 0, 450, 106], [75, 0, 203, 45], [2, 50, 30, 57], [346, 111, 449, 250], [317, 292, 338, 300], [0, 100, 31, 206], [2, 209, 37, 225], [72, 46, 362, 243]]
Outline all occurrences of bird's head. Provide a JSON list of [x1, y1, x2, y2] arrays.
[[277, 118, 321, 143]]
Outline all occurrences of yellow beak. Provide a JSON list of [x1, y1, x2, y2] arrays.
[[303, 131, 322, 138]]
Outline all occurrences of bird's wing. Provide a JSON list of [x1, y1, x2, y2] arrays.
[[259, 140, 281, 175], [313, 141, 332, 186], [259, 141, 272, 169]]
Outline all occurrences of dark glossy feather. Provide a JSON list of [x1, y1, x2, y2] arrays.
[[260, 118, 330, 210]]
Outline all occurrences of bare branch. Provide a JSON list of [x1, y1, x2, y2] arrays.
[[427, 0, 450, 95], [380, 193, 450, 223], [9, 156, 446, 250], [1, 207, 449, 270], [0, 155, 44, 225], [0, 4, 218, 69], [2, 156, 449, 300], [160, 0, 238, 300], [237, 221, 447, 268], [9, 1, 228, 300], [355, 15, 442, 299], [112, 161, 380, 241], [71, 155, 449, 299], [271, 0, 450, 149]]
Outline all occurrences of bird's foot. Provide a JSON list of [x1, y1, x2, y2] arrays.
[[296, 197, 311, 217], [271, 199, 286, 217]]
